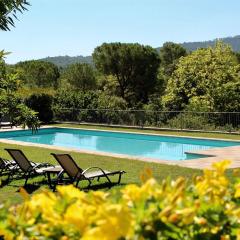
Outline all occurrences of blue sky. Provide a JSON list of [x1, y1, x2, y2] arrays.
[[1, 0, 240, 63]]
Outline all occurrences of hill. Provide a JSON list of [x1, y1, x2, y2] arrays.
[[181, 35, 240, 52], [39, 35, 240, 68], [39, 55, 93, 68]]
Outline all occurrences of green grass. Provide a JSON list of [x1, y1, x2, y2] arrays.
[[0, 123, 238, 204], [0, 141, 202, 204]]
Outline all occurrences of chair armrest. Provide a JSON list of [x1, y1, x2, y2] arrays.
[[82, 167, 106, 175], [57, 169, 65, 178], [32, 162, 54, 169]]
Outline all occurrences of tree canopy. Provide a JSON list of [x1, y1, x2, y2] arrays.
[[15, 60, 60, 88], [0, 53, 40, 130], [93, 43, 160, 105], [159, 42, 187, 78], [163, 42, 240, 111], [0, 0, 29, 31], [60, 63, 96, 91]]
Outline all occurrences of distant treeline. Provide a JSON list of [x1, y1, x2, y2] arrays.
[[5, 41, 240, 130], [39, 55, 93, 68], [38, 36, 240, 68]]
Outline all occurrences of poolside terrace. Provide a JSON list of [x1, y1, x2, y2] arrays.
[[0, 124, 240, 170]]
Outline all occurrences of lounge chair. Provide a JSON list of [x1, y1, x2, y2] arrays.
[[51, 153, 126, 189], [0, 115, 12, 128], [0, 158, 18, 176], [5, 149, 55, 185]]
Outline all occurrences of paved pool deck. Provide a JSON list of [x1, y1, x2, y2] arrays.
[[0, 126, 240, 170]]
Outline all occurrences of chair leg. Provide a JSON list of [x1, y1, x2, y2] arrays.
[[24, 174, 29, 186], [87, 179, 92, 188], [7, 172, 11, 182], [52, 183, 57, 192], [118, 173, 122, 184], [104, 175, 112, 186], [75, 179, 80, 187]]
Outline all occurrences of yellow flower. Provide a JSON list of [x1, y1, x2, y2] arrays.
[[27, 192, 57, 220], [212, 160, 231, 174], [221, 235, 230, 240], [83, 204, 134, 240], [122, 184, 144, 204], [63, 201, 95, 233], [234, 183, 240, 198], [194, 217, 207, 225], [57, 185, 85, 200]]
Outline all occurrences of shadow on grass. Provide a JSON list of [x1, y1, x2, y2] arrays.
[[0, 177, 11, 188], [1, 177, 49, 194], [80, 182, 126, 192], [16, 184, 42, 194]]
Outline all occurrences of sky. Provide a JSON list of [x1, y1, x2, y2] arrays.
[[1, 0, 240, 63]]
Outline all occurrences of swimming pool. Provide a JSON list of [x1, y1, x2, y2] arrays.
[[0, 127, 239, 161]]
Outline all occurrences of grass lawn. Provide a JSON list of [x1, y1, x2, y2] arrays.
[[0, 123, 238, 204]]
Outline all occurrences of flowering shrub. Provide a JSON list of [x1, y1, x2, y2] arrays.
[[1, 160, 240, 239]]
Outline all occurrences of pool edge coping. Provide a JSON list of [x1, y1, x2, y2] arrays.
[[52, 125, 240, 143], [0, 125, 240, 169]]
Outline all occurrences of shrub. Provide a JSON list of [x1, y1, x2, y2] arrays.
[[53, 90, 128, 124], [1, 161, 240, 239], [167, 112, 216, 130], [12, 103, 40, 132], [53, 90, 99, 122], [25, 93, 54, 123]]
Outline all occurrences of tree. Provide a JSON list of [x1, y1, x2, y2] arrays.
[[159, 42, 187, 78], [26, 93, 54, 123], [0, 52, 40, 130], [15, 60, 60, 88], [163, 42, 240, 111], [0, 0, 29, 31], [213, 81, 240, 112], [93, 43, 160, 105], [60, 63, 96, 91], [235, 52, 240, 63]]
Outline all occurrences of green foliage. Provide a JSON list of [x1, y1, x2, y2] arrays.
[[25, 93, 54, 123], [0, 52, 21, 92], [0, 52, 40, 131], [53, 90, 128, 124], [163, 42, 240, 111], [1, 161, 240, 239], [16, 86, 56, 99], [54, 90, 99, 110], [15, 60, 60, 88], [181, 35, 240, 52], [185, 96, 213, 112], [213, 81, 240, 112], [60, 63, 96, 91], [0, 0, 29, 31], [96, 93, 128, 124], [97, 92, 127, 110], [159, 42, 187, 78], [167, 113, 215, 130], [93, 42, 160, 105], [40, 55, 93, 68], [53, 90, 99, 121], [235, 52, 240, 63], [12, 103, 40, 132]]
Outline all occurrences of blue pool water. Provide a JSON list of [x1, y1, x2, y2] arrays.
[[0, 127, 239, 161]]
